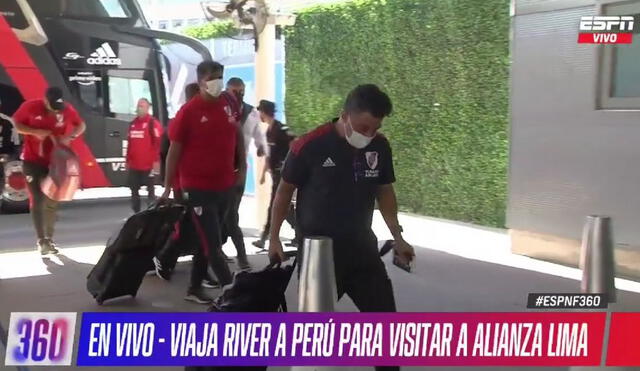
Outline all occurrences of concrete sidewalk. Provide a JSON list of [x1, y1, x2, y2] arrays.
[[1, 192, 640, 370]]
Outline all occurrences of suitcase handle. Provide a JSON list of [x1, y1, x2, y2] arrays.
[[148, 199, 185, 212], [264, 250, 297, 271]]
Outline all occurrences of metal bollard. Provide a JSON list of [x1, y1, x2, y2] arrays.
[[298, 236, 338, 312], [293, 237, 339, 371], [579, 215, 616, 303]]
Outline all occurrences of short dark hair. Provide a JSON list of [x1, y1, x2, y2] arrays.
[[184, 83, 200, 100], [138, 98, 150, 104], [257, 100, 276, 117], [343, 84, 393, 118], [226, 77, 244, 88], [196, 60, 224, 80]]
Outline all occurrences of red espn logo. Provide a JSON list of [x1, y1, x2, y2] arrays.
[[578, 16, 634, 44]]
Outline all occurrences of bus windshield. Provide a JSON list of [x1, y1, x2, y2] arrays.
[[28, 0, 132, 19]]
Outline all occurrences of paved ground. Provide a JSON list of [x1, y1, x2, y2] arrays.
[[1, 192, 639, 370]]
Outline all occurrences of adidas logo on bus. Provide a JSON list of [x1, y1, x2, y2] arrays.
[[87, 43, 122, 66]]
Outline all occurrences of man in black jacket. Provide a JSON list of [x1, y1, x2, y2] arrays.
[[220, 78, 267, 270], [252, 100, 297, 249]]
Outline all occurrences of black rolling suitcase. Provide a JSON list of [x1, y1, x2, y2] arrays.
[[87, 202, 185, 304]]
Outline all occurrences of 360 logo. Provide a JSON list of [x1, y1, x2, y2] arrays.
[[4, 312, 77, 366]]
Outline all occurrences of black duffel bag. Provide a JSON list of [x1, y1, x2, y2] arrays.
[[209, 252, 297, 313], [185, 254, 297, 371]]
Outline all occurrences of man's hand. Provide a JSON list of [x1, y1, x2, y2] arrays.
[[268, 237, 288, 263], [393, 239, 415, 266], [236, 168, 246, 187]]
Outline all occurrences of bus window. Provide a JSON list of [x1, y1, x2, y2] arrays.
[[0, 1, 28, 29], [67, 70, 104, 112], [107, 76, 152, 116], [28, 0, 131, 19], [99, 0, 127, 17]]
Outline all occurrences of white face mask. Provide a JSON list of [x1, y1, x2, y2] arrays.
[[204, 78, 224, 98], [345, 120, 374, 149]]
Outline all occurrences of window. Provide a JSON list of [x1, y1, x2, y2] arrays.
[[188, 18, 200, 26], [598, 3, 640, 109], [67, 70, 104, 112], [98, 0, 128, 17], [158, 20, 168, 29], [0, 1, 28, 29], [611, 40, 640, 97], [29, 0, 132, 19], [172, 19, 184, 28], [108, 76, 152, 116]]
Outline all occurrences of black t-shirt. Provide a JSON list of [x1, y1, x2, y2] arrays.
[[282, 121, 395, 243], [267, 120, 294, 171]]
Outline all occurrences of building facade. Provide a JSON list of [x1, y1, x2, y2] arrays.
[[509, 0, 640, 278]]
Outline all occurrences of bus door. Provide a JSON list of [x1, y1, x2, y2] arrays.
[[103, 69, 156, 186]]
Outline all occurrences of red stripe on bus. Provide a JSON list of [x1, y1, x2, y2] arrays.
[[0, 15, 110, 188]]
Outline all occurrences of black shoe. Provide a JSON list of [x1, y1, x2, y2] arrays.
[[237, 256, 252, 271], [201, 278, 220, 289], [184, 288, 213, 304], [153, 257, 172, 281], [252, 240, 265, 249], [38, 238, 59, 256]]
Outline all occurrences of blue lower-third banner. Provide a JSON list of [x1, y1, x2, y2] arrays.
[[72, 312, 607, 367]]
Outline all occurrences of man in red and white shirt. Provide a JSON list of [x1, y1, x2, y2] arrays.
[[154, 82, 219, 289], [12, 87, 86, 255], [126, 98, 163, 213], [162, 61, 246, 304]]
